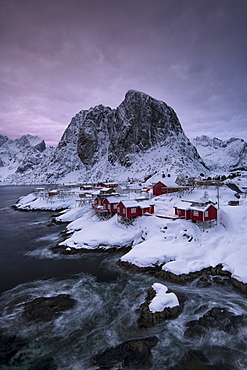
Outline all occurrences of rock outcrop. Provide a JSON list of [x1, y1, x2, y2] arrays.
[[184, 307, 246, 338], [22, 294, 76, 322], [92, 336, 159, 369], [138, 285, 181, 328]]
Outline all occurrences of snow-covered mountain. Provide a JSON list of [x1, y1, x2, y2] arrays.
[[193, 135, 247, 173], [1, 90, 209, 184], [0, 134, 54, 183]]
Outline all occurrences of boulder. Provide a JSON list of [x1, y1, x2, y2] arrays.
[[185, 307, 246, 338], [92, 336, 159, 369], [22, 294, 76, 322], [138, 286, 181, 328]]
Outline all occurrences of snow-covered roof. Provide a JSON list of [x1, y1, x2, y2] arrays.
[[104, 196, 126, 204], [190, 203, 216, 212], [174, 201, 191, 210], [119, 200, 140, 208], [153, 178, 180, 188], [99, 187, 116, 193], [174, 200, 216, 212], [138, 200, 154, 209]]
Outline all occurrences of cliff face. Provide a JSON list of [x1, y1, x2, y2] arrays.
[[76, 90, 195, 168]]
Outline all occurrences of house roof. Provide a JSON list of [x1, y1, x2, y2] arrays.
[[119, 199, 153, 209], [174, 201, 191, 210], [190, 203, 216, 212], [153, 178, 180, 188], [104, 196, 126, 204], [119, 200, 140, 208], [174, 200, 217, 212], [138, 200, 154, 209]]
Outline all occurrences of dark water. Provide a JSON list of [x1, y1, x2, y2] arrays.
[[0, 186, 121, 293], [0, 186, 247, 369]]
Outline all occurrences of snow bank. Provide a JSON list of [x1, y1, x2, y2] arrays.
[[149, 283, 179, 313], [14, 192, 77, 211], [55, 205, 91, 223], [60, 214, 143, 250]]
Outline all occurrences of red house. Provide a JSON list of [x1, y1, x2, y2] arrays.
[[48, 189, 59, 196], [117, 200, 154, 218], [153, 180, 182, 196], [80, 184, 93, 190], [97, 182, 118, 188], [174, 201, 217, 222], [103, 196, 124, 213], [92, 196, 107, 212]]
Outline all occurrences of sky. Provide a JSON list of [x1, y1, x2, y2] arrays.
[[0, 0, 246, 146]]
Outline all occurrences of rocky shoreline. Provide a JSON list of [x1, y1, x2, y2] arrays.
[[117, 260, 247, 295], [50, 239, 247, 295], [50, 243, 132, 255]]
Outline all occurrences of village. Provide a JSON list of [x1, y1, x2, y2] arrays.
[[13, 172, 247, 290], [25, 174, 247, 227]]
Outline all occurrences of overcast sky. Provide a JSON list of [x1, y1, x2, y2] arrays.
[[0, 0, 246, 146]]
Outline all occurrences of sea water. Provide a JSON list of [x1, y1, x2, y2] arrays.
[[0, 186, 247, 369]]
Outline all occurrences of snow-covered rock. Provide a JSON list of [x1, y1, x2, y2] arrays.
[[148, 283, 179, 313]]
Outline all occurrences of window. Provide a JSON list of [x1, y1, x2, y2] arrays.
[[113, 204, 117, 209], [123, 208, 126, 214], [205, 211, 208, 217], [193, 210, 199, 217], [108, 204, 111, 210], [117, 207, 120, 212], [131, 208, 136, 213]]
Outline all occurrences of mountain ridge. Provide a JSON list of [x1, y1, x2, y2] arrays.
[[2, 90, 246, 184], [193, 135, 247, 172]]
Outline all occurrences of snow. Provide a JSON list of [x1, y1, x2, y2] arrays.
[[14, 191, 77, 211], [14, 184, 247, 285], [59, 214, 142, 250], [193, 135, 247, 172], [148, 283, 179, 313]]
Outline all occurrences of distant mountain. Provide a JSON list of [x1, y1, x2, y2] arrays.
[[192, 135, 247, 172], [1, 91, 209, 184], [0, 134, 54, 183]]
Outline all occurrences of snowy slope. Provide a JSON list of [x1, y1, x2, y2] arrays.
[[193, 135, 247, 172]]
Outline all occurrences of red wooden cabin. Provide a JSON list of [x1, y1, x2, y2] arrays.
[[103, 196, 123, 213], [174, 201, 217, 221], [92, 196, 107, 212], [117, 200, 154, 218], [153, 181, 181, 196], [97, 182, 118, 188], [80, 184, 93, 190]]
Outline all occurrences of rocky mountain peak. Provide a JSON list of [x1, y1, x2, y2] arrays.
[[76, 90, 188, 169]]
